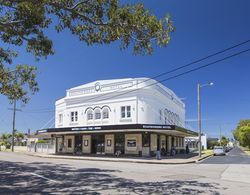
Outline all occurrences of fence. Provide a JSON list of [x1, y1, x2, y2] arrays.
[[27, 143, 55, 154]]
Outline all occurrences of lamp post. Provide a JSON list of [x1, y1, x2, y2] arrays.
[[198, 82, 214, 157]]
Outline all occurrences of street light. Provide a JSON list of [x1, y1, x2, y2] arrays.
[[197, 82, 214, 158]]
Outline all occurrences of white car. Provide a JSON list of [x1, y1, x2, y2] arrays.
[[213, 146, 226, 156]]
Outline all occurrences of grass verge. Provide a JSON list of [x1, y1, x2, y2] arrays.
[[240, 146, 250, 155], [202, 149, 213, 156]]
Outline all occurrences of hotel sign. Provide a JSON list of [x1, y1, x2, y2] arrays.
[[142, 125, 172, 129]]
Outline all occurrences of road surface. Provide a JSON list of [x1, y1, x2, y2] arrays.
[[0, 147, 250, 194]]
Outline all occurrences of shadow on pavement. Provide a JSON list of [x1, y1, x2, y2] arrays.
[[0, 160, 222, 194]]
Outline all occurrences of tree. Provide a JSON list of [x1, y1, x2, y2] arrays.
[[207, 140, 219, 149], [0, 133, 11, 148], [0, 1, 174, 103], [0, 65, 39, 104], [220, 136, 229, 146], [238, 126, 250, 148], [233, 119, 250, 148]]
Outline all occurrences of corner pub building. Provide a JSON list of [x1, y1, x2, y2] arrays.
[[37, 78, 197, 157]]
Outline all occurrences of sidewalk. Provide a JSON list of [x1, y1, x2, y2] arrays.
[[21, 151, 212, 164]]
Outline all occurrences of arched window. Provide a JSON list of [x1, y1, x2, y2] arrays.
[[87, 110, 93, 120], [94, 109, 101, 120], [102, 108, 109, 119]]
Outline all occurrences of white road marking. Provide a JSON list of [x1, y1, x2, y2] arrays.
[[30, 173, 59, 183]]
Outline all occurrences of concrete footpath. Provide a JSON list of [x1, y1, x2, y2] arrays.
[[18, 151, 212, 164]]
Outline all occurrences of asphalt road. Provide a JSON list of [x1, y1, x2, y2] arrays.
[[0, 147, 250, 194], [201, 146, 250, 164]]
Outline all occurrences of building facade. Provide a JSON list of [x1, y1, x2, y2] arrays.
[[37, 78, 197, 156]]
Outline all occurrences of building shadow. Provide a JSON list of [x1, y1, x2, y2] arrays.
[[0, 160, 222, 194]]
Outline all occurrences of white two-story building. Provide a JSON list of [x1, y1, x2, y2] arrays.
[[37, 78, 197, 156]]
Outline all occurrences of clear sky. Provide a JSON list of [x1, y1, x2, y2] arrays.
[[0, 0, 249, 138]]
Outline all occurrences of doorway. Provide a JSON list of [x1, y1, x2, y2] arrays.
[[142, 132, 150, 156], [75, 135, 82, 153], [92, 134, 105, 154], [115, 133, 125, 154]]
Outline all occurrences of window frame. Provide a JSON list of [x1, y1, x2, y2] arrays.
[[102, 108, 109, 119], [121, 106, 131, 118], [94, 109, 101, 120], [127, 139, 136, 147], [87, 110, 93, 120], [58, 113, 63, 124], [70, 111, 78, 122]]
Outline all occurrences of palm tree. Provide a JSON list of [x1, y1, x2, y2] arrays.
[[0, 133, 11, 149], [1, 133, 11, 143], [14, 131, 25, 146]]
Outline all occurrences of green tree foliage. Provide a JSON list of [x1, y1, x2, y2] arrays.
[[207, 140, 219, 149], [0, 65, 39, 104], [0, 1, 174, 104], [233, 119, 250, 148], [220, 136, 229, 146], [0, 131, 25, 146], [0, 133, 11, 146]]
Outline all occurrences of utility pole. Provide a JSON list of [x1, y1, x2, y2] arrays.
[[219, 125, 222, 146], [9, 100, 21, 152], [11, 100, 16, 152], [197, 82, 214, 158], [197, 84, 201, 158]]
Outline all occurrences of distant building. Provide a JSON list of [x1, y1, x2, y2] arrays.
[[36, 78, 197, 156], [185, 134, 207, 151]]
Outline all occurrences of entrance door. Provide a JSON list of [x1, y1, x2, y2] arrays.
[[92, 134, 105, 154], [115, 133, 125, 154], [75, 135, 82, 153], [56, 137, 63, 153], [142, 132, 150, 156]]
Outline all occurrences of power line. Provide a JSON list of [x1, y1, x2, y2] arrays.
[[14, 40, 250, 113], [27, 46, 250, 114], [77, 48, 250, 106], [69, 39, 250, 104], [40, 116, 55, 129]]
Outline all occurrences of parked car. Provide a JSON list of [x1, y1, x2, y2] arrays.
[[224, 146, 231, 152], [213, 146, 226, 156]]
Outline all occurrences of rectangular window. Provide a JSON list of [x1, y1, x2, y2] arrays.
[[127, 106, 131, 118], [127, 139, 136, 147], [59, 114, 63, 123], [121, 106, 126, 118], [68, 139, 72, 148], [71, 111, 78, 122], [159, 110, 162, 121], [121, 106, 131, 118], [75, 112, 78, 121]]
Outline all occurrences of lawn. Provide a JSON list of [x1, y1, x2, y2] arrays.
[[240, 146, 250, 155], [202, 149, 213, 156]]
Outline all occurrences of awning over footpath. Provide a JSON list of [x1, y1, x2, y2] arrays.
[[36, 124, 198, 137]]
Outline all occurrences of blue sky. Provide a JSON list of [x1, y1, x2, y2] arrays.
[[0, 0, 250, 138]]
